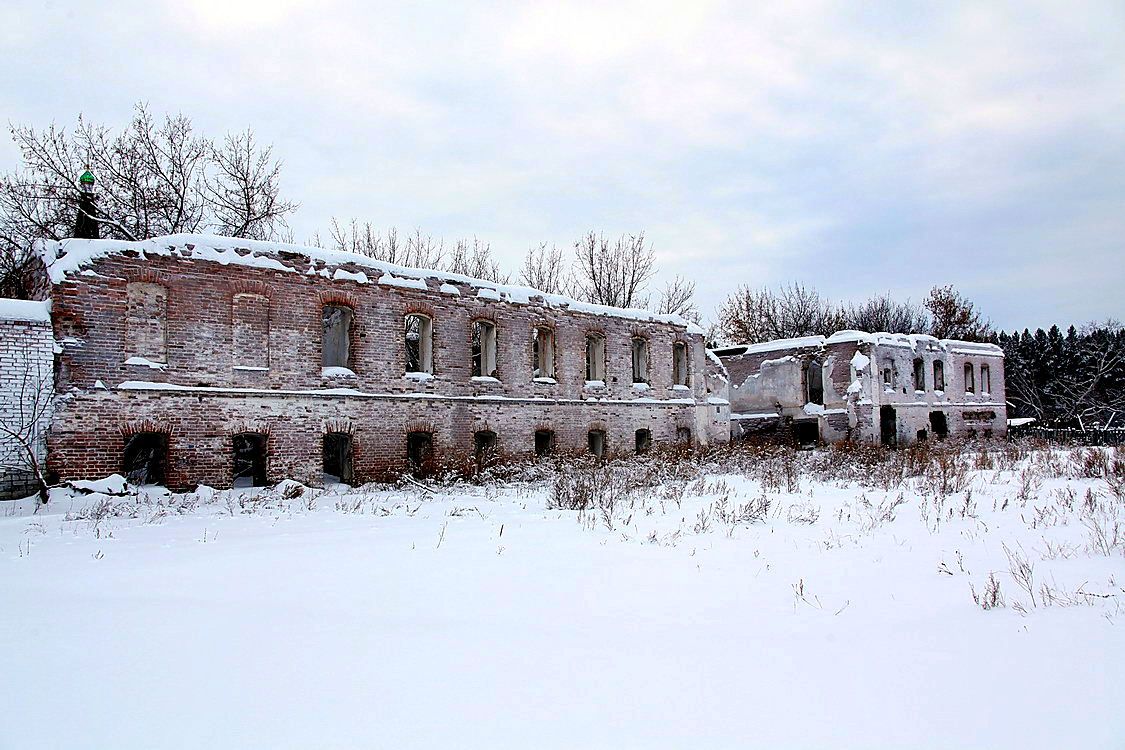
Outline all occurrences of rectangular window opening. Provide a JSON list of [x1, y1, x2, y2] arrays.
[[631, 337, 649, 384], [533, 327, 555, 379], [405, 314, 433, 374], [322, 305, 354, 369], [472, 321, 498, 378], [585, 334, 606, 381], [673, 342, 689, 386]]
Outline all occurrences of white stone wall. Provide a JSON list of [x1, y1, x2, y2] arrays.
[[0, 300, 54, 498]]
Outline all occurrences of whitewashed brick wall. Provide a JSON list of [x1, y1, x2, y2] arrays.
[[0, 300, 54, 499]]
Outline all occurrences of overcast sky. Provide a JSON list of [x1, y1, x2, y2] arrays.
[[3, 1, 1123, 330]]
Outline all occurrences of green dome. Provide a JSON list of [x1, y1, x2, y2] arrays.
[[79, 169, 95, 185]]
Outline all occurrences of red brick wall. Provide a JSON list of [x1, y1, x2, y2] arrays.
[[48, 251, 714, 487]]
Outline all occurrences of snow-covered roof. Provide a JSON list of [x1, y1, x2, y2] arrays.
[[713, 330, 1003, 358], [0, 298, 50, 323], [38, 234, 704, 334]]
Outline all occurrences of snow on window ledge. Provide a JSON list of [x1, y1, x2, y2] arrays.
[[672, 384, 690, 391], [124, 356, 167, 370], [533, 377, 557, 385], [632, 382, 650, 390], [584, 380, 606, 388], [405, 371, 434, 381], [322, 366, 356, 378], [471, 375, 501, 384], [233, 365, 269, 372]]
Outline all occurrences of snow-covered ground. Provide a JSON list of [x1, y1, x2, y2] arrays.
[[2, 444, 1123, 749]]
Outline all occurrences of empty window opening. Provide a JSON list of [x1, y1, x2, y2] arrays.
[[322, 432, 354, 485], [532, 327, 555, 379], [913, 358, 925, 391], [535, 429, 555, 457], [588, 430, 606, 458], [122, 432, 168, 486], [794, 421, 819, 449], [673, 342, 690, 386], [677, 427, 692, 444], [232, 433, 268, 488], [406, 431, 434, 478], [933, 360, 945, 391], [472, 320, 498, 377], [404, 314, 433, 374], [585, 334, 606, 381], [964, 363, 975, 394], [322, 305, 353, 369], [635, 428, 652, 454], [232, 293, 269, 369], [882, 366, 893, 387], [473, 430, 498, 467], [880, 406, 897, 447], [126, 281, 168, 363], [981, 364, 991, 394], [929, 411, 949, 440], [805, 359, 824, 405], [631, 337, 649, 384]]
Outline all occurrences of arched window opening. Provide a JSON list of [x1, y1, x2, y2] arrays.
[[981, 364, 991, 394], [232, 293, 269, 370], [406, 431, 434, 478], [883, 366, 893, 388], [405, 314, 433, 374], [933, 360, 945, 392], [535, 429, 554, 457], [126, 282, 168, 363], [964, 363, 975, 394], [805, 359, 824, 405], [585, 334, 606, 382], [587, 430, 606, 458], [232, 433, 268, 488], [673, 342, 690, 386], [913, 358, 925, 391], [322, 305, 353, 369], [631, 337, 649, 384], [532, 327, 555, 379], [122, 432, 168, 486], [473, 430, 498, 468], [471, 320, 498, 378], [635, 428, 652, 454], [323, 432, 354, 485]]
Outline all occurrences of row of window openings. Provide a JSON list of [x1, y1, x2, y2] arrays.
[[803, 359, 992, 406], [122, 287, 689, 385], [345, 310, 692, 386], [123, 427, 683, 486], [883, 360, 992, 395]]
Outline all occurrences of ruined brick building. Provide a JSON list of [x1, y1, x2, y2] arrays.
[[25, 235, 727, 489], [714, 332, 1006, 447]]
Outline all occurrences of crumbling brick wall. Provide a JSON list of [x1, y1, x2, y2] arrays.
[[45, 240, 720, 488]]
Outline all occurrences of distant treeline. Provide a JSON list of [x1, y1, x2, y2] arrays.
[[998, 324, 1125, 428]]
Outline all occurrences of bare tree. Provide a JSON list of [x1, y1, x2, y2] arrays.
[[571, 231, 656, 309], [654, 275, 700, 323], [520, 242, 567, 294], [844, 292, 930, 334], [0, 103, 298, 296], [926, 284, 991, 341], [447, 237, 509, 283], [207, 129, 297, 240], [717, 283, 845, 344]]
